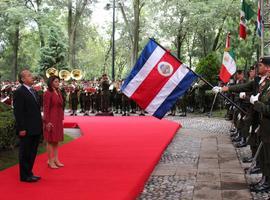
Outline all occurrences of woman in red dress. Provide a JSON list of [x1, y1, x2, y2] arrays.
[[43, 76, 64, 169]]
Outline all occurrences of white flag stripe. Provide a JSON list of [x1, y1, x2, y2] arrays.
[[123, 47, 166, 97], [223, 52, 236, 75], [146, 64, 188, 114]]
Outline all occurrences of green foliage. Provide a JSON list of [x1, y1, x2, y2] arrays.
[[39, 27, 67, 73], [195, 52, 220, 84], [0, 103, 17, 150]]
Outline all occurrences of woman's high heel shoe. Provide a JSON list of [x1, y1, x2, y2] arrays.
[[55, 161, 64, 167], [47, 161, 59, 169]]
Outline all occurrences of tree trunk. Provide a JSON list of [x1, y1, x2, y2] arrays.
[[212, 16, 227, 51], [131, 0, 140, 67], [68, 0, 73, 68], [36, 20, 45, 48], [36, 0, 45, 48], [12, 22, 20, 81], [67, 0, 88, 68], [71, 27, 77, 68]]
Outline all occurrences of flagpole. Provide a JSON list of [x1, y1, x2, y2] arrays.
[[150, 38, 247, 115], [260, 0, 264, 56]]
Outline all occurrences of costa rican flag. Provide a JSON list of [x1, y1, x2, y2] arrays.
[[121, 39, 197, 119]]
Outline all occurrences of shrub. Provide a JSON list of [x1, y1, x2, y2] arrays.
[[0, 103, 17, 150]]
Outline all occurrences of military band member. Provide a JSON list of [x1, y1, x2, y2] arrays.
[[79, 89, 86, 113], [70, 88, 79, 116], [100, 74, 110, 113], [84, 90, 91, 116]]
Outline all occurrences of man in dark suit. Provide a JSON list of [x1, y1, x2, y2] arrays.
[[13, 69, 43, 182]]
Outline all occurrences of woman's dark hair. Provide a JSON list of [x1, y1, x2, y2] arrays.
[[47, 75, 60, 91]]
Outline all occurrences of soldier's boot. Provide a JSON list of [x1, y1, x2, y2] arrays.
[[179, 112, 186, 117], [251, 176, 270, 192], [235, 137, 247, 148], [242, 156, 253, 163], [232, 134, 242, 143], [250, 176, 266, 188]]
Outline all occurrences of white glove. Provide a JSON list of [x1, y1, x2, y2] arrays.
[[239, 92, 246, 99], [250, 93, 260, 104], [212, 86, 222, 94]]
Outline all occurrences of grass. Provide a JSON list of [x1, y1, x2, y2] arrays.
[[209, 109, 227, 118], [0, 134, 74, 171]]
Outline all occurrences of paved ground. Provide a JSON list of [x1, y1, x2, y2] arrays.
[[64, 113, 270, 200]]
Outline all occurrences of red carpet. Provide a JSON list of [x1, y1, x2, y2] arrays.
[[0, 116, 180, 200]]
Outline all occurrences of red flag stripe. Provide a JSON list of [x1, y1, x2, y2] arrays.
[[239, 22, 246, 39], [219, 65, 232, 83]]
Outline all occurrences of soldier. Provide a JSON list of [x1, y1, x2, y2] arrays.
[[232, 70, 249, 148], [100, 74, 110, 113], [195, 79, 208, 113], [212, 57, 270, 192], [70, 87, 79, 116], [79, 88, 86, 113], [121, 93, 130, 116], [114, 81, 122, 114], [84, 89, 91, 116], [179, 92, 188, 117]]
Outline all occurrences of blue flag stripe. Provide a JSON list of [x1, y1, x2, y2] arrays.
[[121, 40, 158, 91], [153, 71, 197, 119]]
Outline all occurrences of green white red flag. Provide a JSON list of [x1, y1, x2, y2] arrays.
[[239, 0, 255, 40], [219, 33, 236, 83]]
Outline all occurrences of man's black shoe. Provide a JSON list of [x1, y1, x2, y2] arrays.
[[20, 177, 38, 183], [179, 113, 186, 117], [31, 175, 41, 181], [242, 156, 253, 163]]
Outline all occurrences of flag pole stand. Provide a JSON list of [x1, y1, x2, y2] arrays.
[[208, 92, 218, 118]]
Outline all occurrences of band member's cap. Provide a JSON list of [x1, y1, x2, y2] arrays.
[[259, 57, 270, 65]]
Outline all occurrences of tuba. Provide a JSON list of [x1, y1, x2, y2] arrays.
[[45, 67, 59, 78], [71, 69, 83, 80], [59, 70, 71, 81]]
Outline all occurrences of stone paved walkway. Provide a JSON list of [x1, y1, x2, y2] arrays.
[[139, 116, 253, 200], [64, 114, 270, 200]]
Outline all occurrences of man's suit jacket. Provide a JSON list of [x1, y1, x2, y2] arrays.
[[13, 85, 43, 136]]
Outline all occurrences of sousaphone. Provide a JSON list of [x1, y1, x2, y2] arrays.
[[59, 69, 71, 81], [71, 69, 83, 80], [45, 67, 59, 78]]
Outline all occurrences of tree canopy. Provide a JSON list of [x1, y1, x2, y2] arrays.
[[0, 0, 260, 82]]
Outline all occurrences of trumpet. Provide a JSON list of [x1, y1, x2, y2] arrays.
[[71, 69, 83, 80], [45, 67, 59, 78], [59, 70, 71, 81]]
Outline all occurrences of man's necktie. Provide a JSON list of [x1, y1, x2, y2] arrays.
[[29, 88, 37, 101]]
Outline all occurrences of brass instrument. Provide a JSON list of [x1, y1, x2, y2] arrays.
[[59, 70, 71, 81], [71, 69, 83, 80], [45, 67, 59, 78]]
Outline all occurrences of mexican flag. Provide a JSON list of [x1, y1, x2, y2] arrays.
[[239, 0, 255, 40], [219, 33, 236, 83]]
